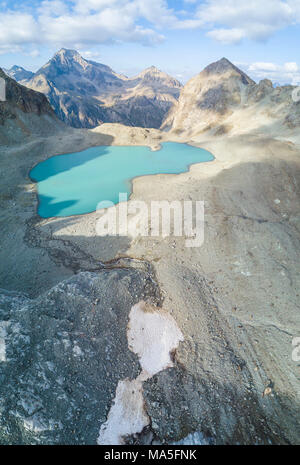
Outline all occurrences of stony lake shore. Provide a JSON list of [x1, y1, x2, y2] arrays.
[[0, 123, 299, 444]]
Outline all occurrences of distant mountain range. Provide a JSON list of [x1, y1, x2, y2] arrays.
[[4, 65, 34, 82], [2, 55, 300, 144], [8, 49, 182, 129]]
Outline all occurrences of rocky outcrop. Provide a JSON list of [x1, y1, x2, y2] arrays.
[[0, 68, 64, 145], [0, 68, 55, 118], [21, 49, 182, 129], [1, 244, 299, 444], [162, 58, 300, 141], [0, 270, 161, 444]]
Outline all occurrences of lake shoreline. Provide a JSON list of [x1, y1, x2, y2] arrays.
[[0, 123, 299, 444], [30, 141, 214, 218]]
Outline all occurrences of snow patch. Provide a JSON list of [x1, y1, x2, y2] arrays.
[[98, 301, 183, 445], [97, 374, 149, 445], [128, 301, 184, 376]]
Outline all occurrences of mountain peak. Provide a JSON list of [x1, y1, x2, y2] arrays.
[[138, 66, 162, 76], [11, 65, 24, 71], [136, 66, 182, 88], [147, 65, 160, 71], [53, 48, 85, 64], [204, 57, 238, 74], [37, 48, 90, 75], [220, 57, 234, 66], [203, 57, 255, 85], [55, 48, 80, 58], [4, 65, 34, 82]]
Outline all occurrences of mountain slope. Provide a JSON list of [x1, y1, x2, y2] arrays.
[[0, 68, 63, 145], [22, 49, 182, 129], [162, 57, 255, 133], [4, 65, 34, 82], [162, 57, 300, 142]]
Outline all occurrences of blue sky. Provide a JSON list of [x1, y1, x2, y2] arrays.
[[0, 0, 299, 83]]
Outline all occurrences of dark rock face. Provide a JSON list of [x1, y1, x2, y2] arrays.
[[0, 68, 63, 145], [0, 269, 161, 444], [0, 68, 55, 125], [21, 49, 182, 129], [197, 85, 230, 114], [104, 95, 174, 129]]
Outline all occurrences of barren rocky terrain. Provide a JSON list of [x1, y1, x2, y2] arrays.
[[0, 59, 299, 444]]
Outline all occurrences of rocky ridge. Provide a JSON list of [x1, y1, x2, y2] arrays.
[[0, 68, 64, 145], [20, 49, 182, 129], [4, 65, 34, 82], [162, 57, 300, 142]]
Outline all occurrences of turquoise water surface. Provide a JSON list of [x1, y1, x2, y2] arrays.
[[30, 142, 214, 218]]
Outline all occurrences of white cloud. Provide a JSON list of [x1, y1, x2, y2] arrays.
[[207, 28, 245, 44], [284, 62, 298, 72], [38, 8, 164, 47], [74, 0, 120, 15], [28, 49, 41, 58], [0, 0, 166, 51], [0, 45, 23, 56], [0, 12, 39, 45], [195, 0, 300, 44], [78, 50, 102, 61], [134, 0, 178, 28], [244, 61, 300, 85], [0, 0, 300, 52], [38, 0, 69, 16], [249, 62, 280, 72]]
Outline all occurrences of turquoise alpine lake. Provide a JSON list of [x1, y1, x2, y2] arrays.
[[30, 142, 214, 218]]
